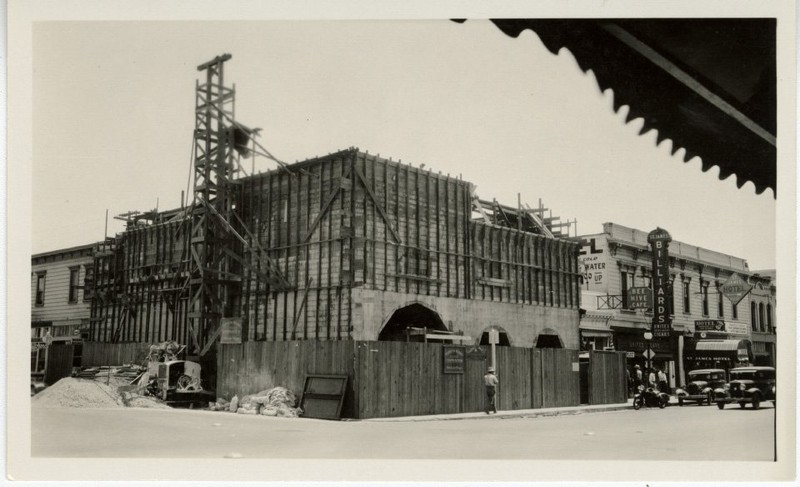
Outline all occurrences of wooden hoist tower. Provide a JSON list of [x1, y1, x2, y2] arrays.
[[186, 54, 291, 360]]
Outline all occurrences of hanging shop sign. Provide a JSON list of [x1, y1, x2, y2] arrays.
[[627, 287, 653, 309], [695, 320, 725, 333], [443, 345, 466, 374], [720, 273, 752, 306], [694, 320, 750, 337], [647, 227, 672, 338]]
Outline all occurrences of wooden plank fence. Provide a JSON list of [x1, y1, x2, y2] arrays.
[[588, 350, 628, 405], [80, 341, 626, 418], [217, 341, 589, 419], [44, 342, 75, 385]]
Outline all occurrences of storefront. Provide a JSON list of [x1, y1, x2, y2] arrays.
[[614, 331, 675, 368], [683, 339, 752, 372]]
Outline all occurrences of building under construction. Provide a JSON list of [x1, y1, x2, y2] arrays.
[[88, 54, 583, 392]]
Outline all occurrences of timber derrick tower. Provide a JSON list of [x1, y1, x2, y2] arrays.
[[187, 54, 291, 358], [187, 54, 240, 357]]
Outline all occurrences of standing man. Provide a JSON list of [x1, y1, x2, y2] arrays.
[[634, 365, 643, 389], [657, 368, 669, 394], [648, 368, 656, 389], [484, 366, 499, 414]]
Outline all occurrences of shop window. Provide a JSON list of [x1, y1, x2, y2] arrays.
[[68, 267, 80, 303], [750, 301, 758, 331]]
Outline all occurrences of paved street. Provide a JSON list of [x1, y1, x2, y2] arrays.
[[32, 402, 775, 461]]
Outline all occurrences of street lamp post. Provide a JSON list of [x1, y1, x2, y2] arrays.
[[644, 331, 653, 379]]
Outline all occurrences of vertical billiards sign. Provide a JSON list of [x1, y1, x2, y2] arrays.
[[647, 227, 672, 338]]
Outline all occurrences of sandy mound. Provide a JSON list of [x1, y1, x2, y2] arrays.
[[33, 377, 173, 410], [33, 378, 122, 408]]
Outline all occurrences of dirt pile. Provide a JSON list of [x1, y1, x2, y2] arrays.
[[33, 378, 122, 408], [33, 377, 172, 410]]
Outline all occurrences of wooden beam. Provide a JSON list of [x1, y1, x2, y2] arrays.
[[302, 171, 348, 242], [352, 166, 402, 244]]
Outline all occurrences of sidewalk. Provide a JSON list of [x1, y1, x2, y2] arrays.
[[364, 395, 680, 422]]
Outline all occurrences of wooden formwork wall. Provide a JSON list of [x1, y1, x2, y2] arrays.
[[81, 342, 153, 367], [88, 148, 581, 348], [89, 220, 191, 346], [588, 350, 628, 405], [216, 340, 581, 419], [238, 150, 476, 342]]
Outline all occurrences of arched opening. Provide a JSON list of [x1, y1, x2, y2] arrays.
[[377, 303, 447, 342], [478, 326, 512, 347], [535, 328, 564, 348]]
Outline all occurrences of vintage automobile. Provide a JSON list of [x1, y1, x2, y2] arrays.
[[675, 369, 727, 406], [713, 366, 775, 410]]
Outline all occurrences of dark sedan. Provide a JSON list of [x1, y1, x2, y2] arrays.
[[675, 369, 727, 406], [714, 366, 775, 410]]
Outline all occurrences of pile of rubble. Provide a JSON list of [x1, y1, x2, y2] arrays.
[[209, 387, 303, 418], [32, 377, 168, 409]]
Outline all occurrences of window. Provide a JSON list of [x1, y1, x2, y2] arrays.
[[620, 271, 634, 309], [766, 304, 773, 332], [717, 287, 724, 317], [701, 282, 709, 316], [750, 301, 758, 331], [758, 303, 765, 332], [35, 272, 46, 306], [682, 281, 691, 313], [669, 279, 675, 315], [83, 264, 94, 302], [732, 301, 738, 319], [68, 267, 80, 303]]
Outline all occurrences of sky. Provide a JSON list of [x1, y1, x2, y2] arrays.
[[31, 20, 777, 269]]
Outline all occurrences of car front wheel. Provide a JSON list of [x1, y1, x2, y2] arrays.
[[738, 401, 746, 409], [706, 392, 714, 406], [678, 398, 683, 407], [717, 402, 725, 410], [752, 395, 761, 410]]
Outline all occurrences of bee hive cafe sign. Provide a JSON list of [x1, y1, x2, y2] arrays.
[[647, 227, 672, 339]]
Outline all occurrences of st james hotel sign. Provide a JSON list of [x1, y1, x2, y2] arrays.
[[647, 227, 672, 338]]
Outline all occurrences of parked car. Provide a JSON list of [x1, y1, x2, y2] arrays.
[[675, 369, 727, 406], [713, 366, 775, 410]]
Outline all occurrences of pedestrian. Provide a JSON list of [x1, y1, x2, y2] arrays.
[[634, 365, 643, 389], [484, 366, 499, 414], [648, 369, 656, 389], [658, 368, 668, 394]]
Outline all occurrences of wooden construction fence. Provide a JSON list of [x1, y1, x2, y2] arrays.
[[82, 342, 152, 367], [217, 341, 585, 419], [44, 342, 75, 385], [587, 350, 628, 405]]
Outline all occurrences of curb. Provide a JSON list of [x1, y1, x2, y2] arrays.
[[363, 402, 633, 423]]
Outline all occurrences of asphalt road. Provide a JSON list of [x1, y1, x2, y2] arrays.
[[32, 401, 775, 461]]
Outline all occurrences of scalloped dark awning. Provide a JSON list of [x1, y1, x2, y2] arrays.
[[456, 19, 776, 196]]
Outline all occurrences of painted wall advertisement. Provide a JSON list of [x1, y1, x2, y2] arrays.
[[578, 236, 607, 292], [647, 228, 672, 338]]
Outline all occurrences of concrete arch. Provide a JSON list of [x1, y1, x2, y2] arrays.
[[478, 325, 513, 347], [377, 302, 447, 342]]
